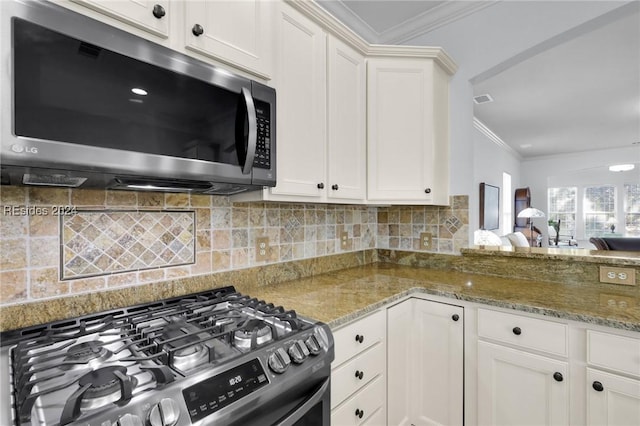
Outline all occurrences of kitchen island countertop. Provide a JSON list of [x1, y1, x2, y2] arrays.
[[1, 262, 639, 333], [237, 263, 640, 332]]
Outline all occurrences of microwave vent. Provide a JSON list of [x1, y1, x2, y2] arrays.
[[23, 173, 87, 187]]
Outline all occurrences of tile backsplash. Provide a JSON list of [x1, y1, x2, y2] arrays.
[[0, 186, 468, 305]]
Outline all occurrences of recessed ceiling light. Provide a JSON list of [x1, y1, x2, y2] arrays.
[[473, 94, 493, 104], [520, 144, 532, 149], [609, 164, 635, 172], [131, 88, 148, 96]]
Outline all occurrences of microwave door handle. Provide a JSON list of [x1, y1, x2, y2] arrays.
[[240, 87, 257, 175]]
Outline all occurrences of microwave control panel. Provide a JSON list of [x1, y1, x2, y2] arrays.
[[253, 101, 271, 169]]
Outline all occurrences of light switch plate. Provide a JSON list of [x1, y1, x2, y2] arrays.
[[599, 266, 636, 286]]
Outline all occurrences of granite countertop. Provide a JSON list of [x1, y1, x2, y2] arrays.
[[236, 263, 640, 332]]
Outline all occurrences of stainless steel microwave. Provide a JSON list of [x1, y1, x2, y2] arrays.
[[0, 0, 276, 195]]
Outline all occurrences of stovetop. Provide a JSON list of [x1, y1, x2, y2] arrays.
[[0, 287, 333, 426]]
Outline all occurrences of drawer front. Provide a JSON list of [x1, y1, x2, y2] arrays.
[[588, 330, 640, 377], [331, 375, 385, 426], [333, 310, 385, 366], [331, 342, 385, 408], [478, 308, 568, 356]]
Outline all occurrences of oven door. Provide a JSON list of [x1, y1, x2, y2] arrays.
[[277, 378, 330, 426]]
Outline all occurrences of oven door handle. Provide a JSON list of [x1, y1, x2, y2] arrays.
[[276, 378, 330, 426]]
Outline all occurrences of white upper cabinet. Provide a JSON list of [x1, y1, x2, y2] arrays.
[[326, 36, 366, 202], [67, 0, 170, 38], [184, 0, 274, 79], [367, 57, 450, 205], [268, 2, 327, 200]]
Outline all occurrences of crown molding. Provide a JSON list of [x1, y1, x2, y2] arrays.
[[286, 0, 369, 54], [473, 117, 522, 160], [381, 1, 500, 45], [366, 44, 458, 75], [286, 0, 458, 75]]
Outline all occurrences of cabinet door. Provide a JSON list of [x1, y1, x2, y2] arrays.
[[587, 368, 640, 426], [387, 300, 414, 426], [69, 0, 169, 38], [270, 3, 326, 199], [478, 341, 569, 426], [387, 299, 463, 426], [327, 36, 366, 202], [367, 58, 449, 204], [413, 299, 463, 426], [184, 0, 273, 79]]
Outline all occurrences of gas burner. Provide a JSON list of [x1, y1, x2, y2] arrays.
[[62, 341, 112, 369], [233, 319, 273, 351], [161, 322, 210, 372], [77, 366, 137, 410], [172, 343, 209, 372]]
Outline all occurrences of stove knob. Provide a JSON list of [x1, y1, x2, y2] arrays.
[[305, 335, 322, 356], [268, 347, 291, 373], [148, 398, 180, 426], [114, 413, 143, 426], [289, 340, 310, 364]]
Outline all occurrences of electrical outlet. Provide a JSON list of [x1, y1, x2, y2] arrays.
[[599, 293, 637, 309], [420, 232, 432, 250], [599, 266, 636, 286], [255, 237, 269, 262], [340, 231, 350, 249]]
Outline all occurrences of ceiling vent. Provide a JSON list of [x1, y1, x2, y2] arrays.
[[473, 94, 494, 104]]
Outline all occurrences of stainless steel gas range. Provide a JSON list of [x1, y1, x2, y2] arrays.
[[0, 287, 334, 426]]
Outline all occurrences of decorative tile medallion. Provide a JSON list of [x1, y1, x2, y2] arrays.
[[61, 210, 195, 279]]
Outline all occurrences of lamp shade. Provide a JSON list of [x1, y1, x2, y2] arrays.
[[517, 207, 545, 219]]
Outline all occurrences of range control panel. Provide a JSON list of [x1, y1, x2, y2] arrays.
[[182, 358, 269, 423]]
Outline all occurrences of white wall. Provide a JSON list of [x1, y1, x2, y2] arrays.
[[403, 1, 629, 244], [472, 125, 522, 237]]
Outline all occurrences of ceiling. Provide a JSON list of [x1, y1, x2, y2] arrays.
[[317, 0, 640, 159]]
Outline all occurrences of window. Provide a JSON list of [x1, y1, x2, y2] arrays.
[[624, 183, 640, 236], [502, 172, 512, 235], [547, 187, 577, 236], [584, 185, 616, 236]]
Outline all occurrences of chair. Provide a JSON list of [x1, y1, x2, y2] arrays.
[[548, 219, 577, 247]]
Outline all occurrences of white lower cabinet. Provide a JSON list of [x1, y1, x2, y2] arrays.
[[477, 341, 569, 425], [587, 368, 640, 426], [387, 298, 464, 426], [332, 375, 386, 426], [476, 308, 570, 426], [331, 300, 640, 426], [586, 330, 640, 425], [331, 310, 386, 426]]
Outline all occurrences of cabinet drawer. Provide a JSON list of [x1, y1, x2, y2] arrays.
[[587, 330, 640, 377], [331, 342, 385, 408], [333, 310, 385, 366], [478, 309, 568, 357], [331, 375, 385, 426]]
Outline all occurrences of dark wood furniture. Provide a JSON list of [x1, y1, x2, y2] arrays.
[[514, 187, 542, 246]]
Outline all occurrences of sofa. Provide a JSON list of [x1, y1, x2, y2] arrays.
[[589, 237, 640, 251]]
